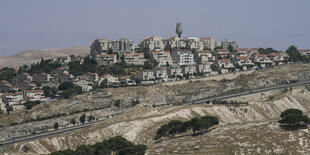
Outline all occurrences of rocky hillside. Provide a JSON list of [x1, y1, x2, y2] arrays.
[[0, 64, 310, 154], [0, 46, 89, 67]]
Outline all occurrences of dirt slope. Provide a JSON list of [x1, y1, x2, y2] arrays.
[[0, 46, 89, 67]]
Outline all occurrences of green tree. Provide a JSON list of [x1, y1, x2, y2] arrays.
[[286, 45, 302, 62], [167, 120, 184, 137], [80, 114, 86, 124], [279, 109, 310, 128], [155, 124, 169, 140], [70, 118, 76, 125], [53, 122, 59, 130], [114, 100, 121, 107], [58, 82, 74, 90]]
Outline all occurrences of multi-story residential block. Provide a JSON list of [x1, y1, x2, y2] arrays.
[[137, 70, 155, 81], [140, 36, 165, 51], [167, 66, 183, 78], [23, 90, 46, 102], [96, 53, 117, 66], [254, 54, 272, 65], [112, 38, 137, 56], [181, 65, 197, 75], [215, 49, 231, 59], [151, 51, 173, 66], [91, 38, 137, 59], [124, 53, 146, 65], [3, 92, 25, 110], [184, 37, 204, 50], [200, 38, 216, 50], [163, 36, 185, 50], [171, 49, 195, 66], [153, 68, 168, 81], [222, 39, 238, 49], [196, 63, 212, 74], [194, 50, 215, 63], [217, 59, 234, 69]]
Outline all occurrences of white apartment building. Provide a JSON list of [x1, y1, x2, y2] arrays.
[[140, 36, 165, 51], [196, 63, 212, 74], [137, 70, 155, 81], [163, 36, 185, 49], [96, 53, 117, 66], [171, 49, 195, 66], [167, 66, 183, 77], [184, 37, 204, 50], [124, 53, 146, 65], [154, 68, 168, 81], [200, 38, 216, 50], [151, 51, 173, 66], [181, 65, 197, 75], [194, 50, 215, 63]]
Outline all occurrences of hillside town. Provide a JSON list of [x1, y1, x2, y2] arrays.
[[0, 25, 310, 113]]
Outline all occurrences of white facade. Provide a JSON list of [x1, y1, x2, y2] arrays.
[[171, 49, 195, 66], [96, 53, 117, 66], [200, 38, 216, 50], [124, 53, 146, 65], [140, 36, 165, 51], [184, 37, 204, 50], [137, 70, 155, 81], [151, 51, 173, 66]]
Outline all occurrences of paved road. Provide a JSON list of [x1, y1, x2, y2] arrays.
[[193, 80, 310, 104], [0, 117, 111, 147], [1, 80, 310, 147]]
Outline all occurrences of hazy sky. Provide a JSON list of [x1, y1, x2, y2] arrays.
[[1, 0, 309, 52]]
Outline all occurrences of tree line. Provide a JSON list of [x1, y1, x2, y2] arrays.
[[155, 115, 219, 140], [50, 136, 147, 155]]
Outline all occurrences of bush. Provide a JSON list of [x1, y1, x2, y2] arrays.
[[70, 118, 76, 125], [58, 82, 75, 90], [53, 122, 59, 130], [279, 109, 310, 128], [80, 114, 86, 124], [50, 136, 147, 155], [155, 115, 219, 140], [24, 100, 41, 110], [114, 100, 121, 107]]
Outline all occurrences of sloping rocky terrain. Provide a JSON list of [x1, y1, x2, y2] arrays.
[[0, 64, 309, 154], [0, 46, 89, 67]]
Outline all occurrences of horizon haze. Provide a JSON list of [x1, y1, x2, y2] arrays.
[[0, 0, 309, 56]]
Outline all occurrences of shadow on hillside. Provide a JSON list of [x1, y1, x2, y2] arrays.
[[279, 124, 308, 131]]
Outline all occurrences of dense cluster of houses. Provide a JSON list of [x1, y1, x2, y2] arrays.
[[90, 36, 294, 85], [1, 35, 309, 112]]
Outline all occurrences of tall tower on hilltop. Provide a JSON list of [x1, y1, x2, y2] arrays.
[[176, 23, 183, 38]]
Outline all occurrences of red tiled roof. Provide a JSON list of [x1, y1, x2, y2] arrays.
[[89, 73, 97, 76], [196, 50, 210, 53], [202, 37, 212, 40], [218, 59, 231, 62], [237, 56, 249, 59], [256, 54, 267, 57]]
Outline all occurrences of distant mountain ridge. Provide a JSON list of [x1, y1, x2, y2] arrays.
[[0, 46, 90, 68]]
